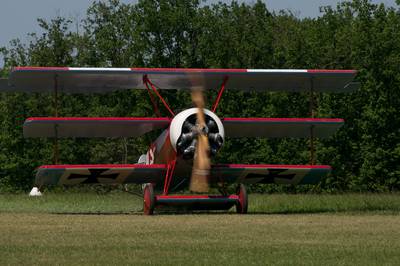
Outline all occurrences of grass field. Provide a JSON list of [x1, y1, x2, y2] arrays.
[[0, 193, 399, 265]]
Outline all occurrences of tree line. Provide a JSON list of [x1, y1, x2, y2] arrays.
[[1, 0, 399, 192]]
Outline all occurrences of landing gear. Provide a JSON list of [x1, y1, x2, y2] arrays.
[[235, 184, 248, 214], [143, 183, 248, 215], [143, 183, 155, 215]]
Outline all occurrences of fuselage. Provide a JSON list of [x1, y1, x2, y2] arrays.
[[143, 108, 225, 191]]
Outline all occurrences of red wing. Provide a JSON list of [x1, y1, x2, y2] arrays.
[[210, 164, 331, 185], [10, 67, 357, 93], [24, 117, 170, 138], [35, 164, 167, 186], [222, 118, 344, 138]]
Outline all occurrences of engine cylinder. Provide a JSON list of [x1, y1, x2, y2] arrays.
[[170, 108, 225, 159]]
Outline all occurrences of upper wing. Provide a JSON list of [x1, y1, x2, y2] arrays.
[[211, 164, 331, 185], [34, 164, 167, 186], [24, 117, 170, 138], [9, 67, 357, 93], [222, 118, 344, 138]]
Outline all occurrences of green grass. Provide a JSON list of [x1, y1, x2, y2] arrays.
[[250, 193, 400, 214], [0, 192, 399, 214], [0, 191, 143, 214], [0, 193, 399, 265]]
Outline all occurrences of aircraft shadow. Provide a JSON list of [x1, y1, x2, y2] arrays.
[[52, 209, 342, 216]]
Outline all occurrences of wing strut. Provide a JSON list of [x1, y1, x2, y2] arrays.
[[144, 76, 161, 117], [211, 76, 229, 113], [309, 77, 315, 165], [53, 74, 59, 164], [143, 75, 175, 117], [163, 158, 177, 195]]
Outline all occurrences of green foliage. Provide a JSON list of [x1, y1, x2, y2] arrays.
[[1, 0, 400, 192]]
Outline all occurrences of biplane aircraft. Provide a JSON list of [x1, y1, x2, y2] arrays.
[[1, 67, 358, 214]]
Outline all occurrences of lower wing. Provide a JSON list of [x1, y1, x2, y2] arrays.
[[35, 164, 330, 186], [211, 164, 331, 185], [34, 164, 167, 186]]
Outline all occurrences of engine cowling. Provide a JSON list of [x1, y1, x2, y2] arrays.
[[170, 108, 225, 160]]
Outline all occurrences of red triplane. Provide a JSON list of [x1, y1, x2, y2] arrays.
[[2, 67, 358, 214]]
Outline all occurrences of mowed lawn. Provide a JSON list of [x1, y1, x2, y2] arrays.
[[0, 193, 399, 265]]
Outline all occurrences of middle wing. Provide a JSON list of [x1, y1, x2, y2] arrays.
[[222, 118, 344, 138], [24, 117, 170, 138], [24, 117, 343, 138]]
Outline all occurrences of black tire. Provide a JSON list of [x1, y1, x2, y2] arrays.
[[143, 183, 155, 215], [236, 184, 248, 214]]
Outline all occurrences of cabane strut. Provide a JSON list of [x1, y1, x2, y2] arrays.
[[143, 75, 175, 117]]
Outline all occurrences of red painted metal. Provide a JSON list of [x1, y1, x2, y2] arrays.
[[143, 75, 162, 117], [236, 184, 248, 214], [13, 66, 70, 71], [222, 117, 344, 123], [143, 184, 155, 215], [211, 76, 229, 112], [156, 195, 239, 200], [143, 75, 175, 117], [26, 117, 170, 121], [38, 164, 166, 169], [163, 159, 177, 195], [212, 164, 332, 169], [307, 69, 357, 73]]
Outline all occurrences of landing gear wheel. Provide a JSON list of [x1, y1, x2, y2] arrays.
[[143, 183, 155, 215], [236, 184, 248, 214]]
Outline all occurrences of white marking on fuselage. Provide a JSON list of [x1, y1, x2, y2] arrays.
[[146, 145, 155, 165]]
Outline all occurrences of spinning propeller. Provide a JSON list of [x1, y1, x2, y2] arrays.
[[189, 89, 211, 193]]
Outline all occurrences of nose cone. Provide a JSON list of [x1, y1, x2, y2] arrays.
[[169, 108, 225, 159]]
